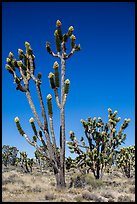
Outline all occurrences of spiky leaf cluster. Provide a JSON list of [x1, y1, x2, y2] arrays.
[[5, 42, 36, 92], [65, 156, 76, 170], [46, 20, 80, 57]]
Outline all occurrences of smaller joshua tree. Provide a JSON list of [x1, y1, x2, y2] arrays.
[[34, 149, 46, 172], [116, 145, 135, 178], [67, 108, 131, 179], [18, 151, 34, 173], [34, 147, 56, 172], [2, 145, 19, 167], [5, 20, 80, 187]]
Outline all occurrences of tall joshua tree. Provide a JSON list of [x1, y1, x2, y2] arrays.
[[5, 20, 80, 187]]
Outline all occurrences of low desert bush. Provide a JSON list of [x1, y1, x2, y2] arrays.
[[117, 195, 133, 202], [32, 185, 42, 193], [108, 198, 115, 202], [83, 173, 103, 189], [101, 191, 115, 199], [129, 186, 135, 194], [75, 195, 83, 202], [45, 193, 56, 200], [82, 190, 104, 201]]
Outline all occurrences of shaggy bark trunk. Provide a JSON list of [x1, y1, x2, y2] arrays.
[[59, 55, 66, 187], [55, 170, 66, 188], [95, 143, 100, 179]]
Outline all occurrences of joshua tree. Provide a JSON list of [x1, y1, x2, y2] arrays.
[[116, 145, 135, 178], [67, 108, 131, 179], [18, 151, 34, 173], [5, 20, 80, 187], [2, 145, 19, 167], [34, 148, 55, 172]]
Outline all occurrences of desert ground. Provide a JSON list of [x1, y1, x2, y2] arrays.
[[2, 164, 135, 202]]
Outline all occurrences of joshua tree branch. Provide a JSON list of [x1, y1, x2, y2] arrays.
[[54, 88, 61, 109], [62, 94, 68, 107], [49, 116, 58, 161], [51, 51, 61, 59], [77, 144, 89, 149], [23, 132, 58, 171], [26, 90, 44, 131], [84, 130, 93, 151], [66, 48, 75, 59], [23, 133, 36, 146], [18, 66, 29, 90], [26, 68, 49, 132], [36, 82, 49, 132], [26, 90, 56, 162]]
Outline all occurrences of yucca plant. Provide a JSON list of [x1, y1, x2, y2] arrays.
[[5, 20, 80, 187], [67, 108, 131, 179]]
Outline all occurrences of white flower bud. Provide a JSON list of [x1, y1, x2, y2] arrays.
[[127, 118, 131, 122], [114, 110, 118, 114], [17, 60, 23, 67], [25, 41, 30, 47], [48, 72, 54, 78], [6, 58, 11, 63], [56, 20, 62, 27], [117, 117, 121, 121], [18, 49, 23, 54], [9, 52, 14, 58], [29, 117, 34, 123], [65, 79, 70, 84], [69, 131, 74, 135], [14, 117, 19, 122], [108, 108, 112, 112], [53, 61, 59, 69], [47, 94, 52, 100], [70, 34, 76, 40], [69, 26, 74, 32]]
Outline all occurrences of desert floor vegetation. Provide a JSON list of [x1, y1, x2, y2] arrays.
[[2, 164, 135, 202]]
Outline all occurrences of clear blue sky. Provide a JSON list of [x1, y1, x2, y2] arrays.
[[2, 2, 135, 158]]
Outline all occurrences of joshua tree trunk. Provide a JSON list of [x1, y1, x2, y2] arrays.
[[60, 55, 66, 187], [55, 170, 65, 187]]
